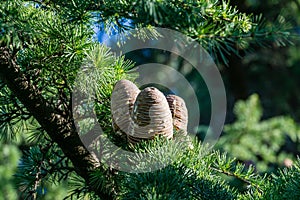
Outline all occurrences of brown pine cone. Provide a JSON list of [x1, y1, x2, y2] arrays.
[[128, 87, 173, 143], [111, 79, 140, 136], [166, 94, 188, 136]]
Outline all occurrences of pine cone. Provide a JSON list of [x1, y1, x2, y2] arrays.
[[166, 94, 188, 136], [111, 80, 140, 136], [128, 87, 173, 143]]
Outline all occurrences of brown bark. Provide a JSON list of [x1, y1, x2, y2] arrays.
[[0, 47, 112, 199]]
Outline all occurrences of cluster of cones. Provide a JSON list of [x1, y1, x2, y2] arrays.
[[111, 80, 188, 144]]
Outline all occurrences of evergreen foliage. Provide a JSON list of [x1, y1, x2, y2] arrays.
[[217, 94, 300, 172], [0, 0, 299, 199], [0, 142, 20, 200]]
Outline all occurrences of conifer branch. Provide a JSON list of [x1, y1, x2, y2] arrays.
[[210, 166, 263, 193], [0, 46, 113, 199]]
